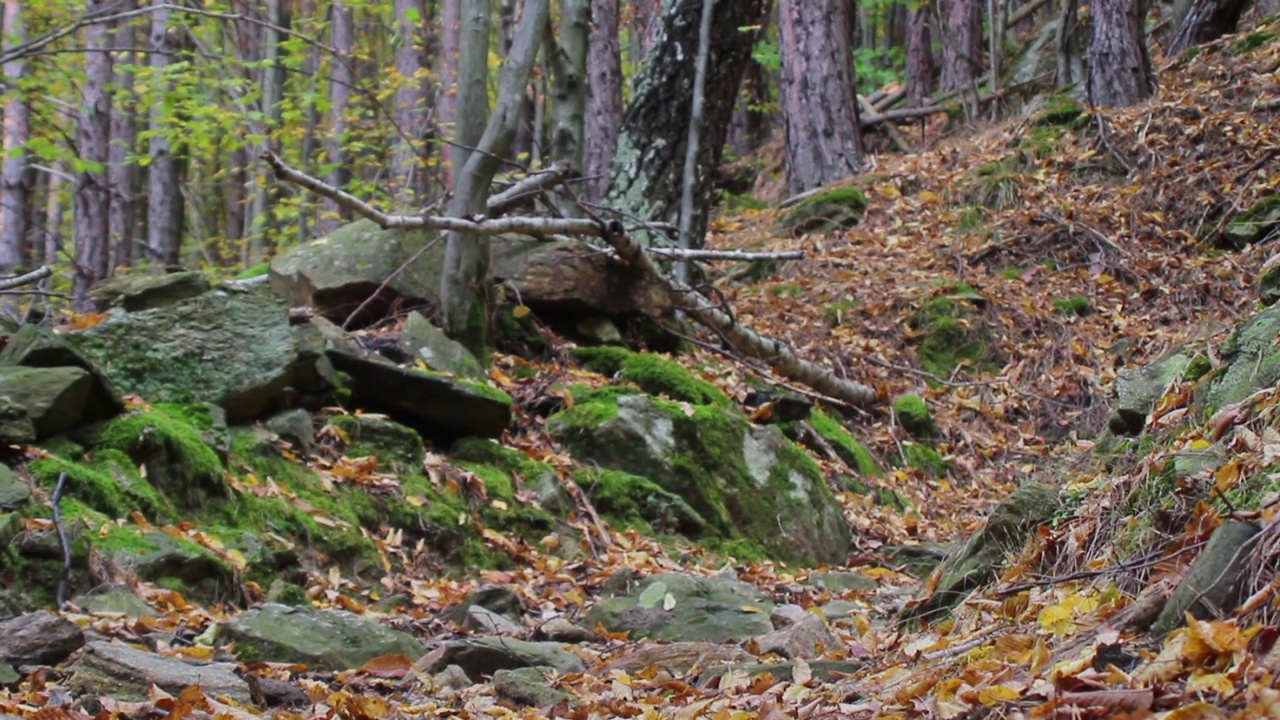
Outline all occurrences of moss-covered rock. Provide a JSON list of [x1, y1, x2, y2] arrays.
[[893, 394, 939, 440], [793, 409, 881, 477], [908, 288, 995, 379], [902, 443, 949, 477], [221, 603, 424, 670], [1197, 304, 1280, 413], [328, 414, 424, 472], [576, 467, 706, 536], [775, 186, 868, 235], [1222, 193, 1280, 248], [572, 347, 730, 406]]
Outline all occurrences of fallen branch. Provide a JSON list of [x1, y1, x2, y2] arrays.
[[488, 161, 571, 214], [0, 265, 53, 291], [266, 156, 876, 408], [52, 472, 72, 609], [648, 248, 803, 261]]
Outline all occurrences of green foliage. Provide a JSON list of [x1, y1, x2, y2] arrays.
[[1052, 295, 1093, 317], [824, 298, 859, 327], [853, 46, 904, 94]]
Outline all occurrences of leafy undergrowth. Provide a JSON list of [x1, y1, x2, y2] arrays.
[[7, 22, 1280, 720]]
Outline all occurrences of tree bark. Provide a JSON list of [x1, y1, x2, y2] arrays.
[[1167, 0, 1251, 53], [147, 0, 186, 266], [1056, 0, 1086, 88], [0, 0, 31, 270], [605, 0, 768, 248], [108, 2, 140, 271], [244, 0, 285, 263], [390, 0, 432, 204], [441, 0, 549, 355], [1087, 0, 1154, 107], [547, 0, 589, 215], [905, 4, 934, 106], [320, 0, 355, 234], [584, 0, 622, 202], [436, 0, 461, 189], [778, 0, 863, 196], [938, 0, 982, 114], [74, 2, 113, 307]]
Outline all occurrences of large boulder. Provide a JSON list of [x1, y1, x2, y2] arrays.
[[585, 572, 774, 642], [89, 271, 212, 312], [491, 239, 672, 317], [548, 390, 850, 565], [221, 603, 424, 670], [68, 284, 316, 424], [269, 221, 446, 324], [0, 366, 100, 442], [1198, 303, 1280, 412], [0, 324, 123, 422]]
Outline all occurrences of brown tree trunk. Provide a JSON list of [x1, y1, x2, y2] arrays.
[[0, 0, 31, 270], [109, 3, 139, 271], [1087, 0, 1154, 107], [584, 0, 623, 202], [778, 0, 863, 196], [436, 0, 462, 188], [1167, 0, 1250, 53], [938, 0, 981, 110], [727, 52, 773, 158], [906, 3, 935, 105], [146, 0, 188, 266], [605, 0, 768, 248], [390, 0, 432, 204], [75, 3, 113, 307], [320, 0, 355, 234]]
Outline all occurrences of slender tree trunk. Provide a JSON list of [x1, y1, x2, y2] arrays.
[[44, 163, 67, 266], [441, 0, 549, 356], [778, 0, 863, 196], [1168, 0, 1251, 53], [109, 4, 140, 271], [938, 0, 982, 114], [436, 0, 462, 188], [727, 50, 773, 158], [74, 3, 113, 307], [245, 0, 285, 263], [584, 0, 622, 202], [605, 0, 769, 248], [906, 4, 935, 105], [1056, 0, 1086, 88], [0, 0, 31, 270], [147, 2, 190, 266], [320, 0, 355, 234], [390, 0, 431, 204], [547, 0, 589, 215], [1087, 0, 1154, 106]]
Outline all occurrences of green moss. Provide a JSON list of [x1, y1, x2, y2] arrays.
[[956, 207, 985, 232], [328, 414, 425, 471], [893, 394, 939, 440], [1183, 355, 1213, 382], [1052, 295, 1093, 317], [909, 291, 994, 380], [1032, 94, 1084, 128], [29, 449, 174, 521], [1230, 29, 1277, 53], [89, 404, 227, 511], [1000, 268, 1024, 280], [805, 409, 881, 476], [417, 368, 512, 404], [234, 262, 270, 280], [573, 347, 730, 406], [576, 467, 705, 536], [823, 298, 859, 327], [901, 443, 948, 476], [776, 186, 868, 234]]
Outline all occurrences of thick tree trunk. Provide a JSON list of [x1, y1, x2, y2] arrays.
[[605, 0, 768, 248], [1168, 0, 1251, 53], [547, 0, 589, 216], [0, 0, 31, 270], [938, 0, 982, 114], [584, 0, 622, 202], [147, 0, 187, 266], [108, 3, 139, 271], [441, 0, 548, 354], [778, 0, 863, 196], [1087, 0, 1154, 107], [74, 3, 113, 307], [905, 4, 934, 106], [320, 0, 355, 234]]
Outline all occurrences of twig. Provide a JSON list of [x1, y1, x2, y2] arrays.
[[487, 161, 571, 214], [52, 472, 72, 610], [342, 235, 445, 331], [648, 248, 803, 261]]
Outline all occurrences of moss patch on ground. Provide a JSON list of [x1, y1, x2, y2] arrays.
[[573, 348, 730, 407]]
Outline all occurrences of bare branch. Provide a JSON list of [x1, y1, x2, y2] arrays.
[[488, 161, 571, 214], [0, 265, 53, 291]]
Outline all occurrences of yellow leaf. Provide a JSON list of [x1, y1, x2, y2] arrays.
[[406, 495, 427, 507], [491, 499, 508, 511], [512, 305, 531, 319]]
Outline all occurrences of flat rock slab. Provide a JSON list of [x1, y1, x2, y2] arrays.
[[585, 572, 775, 643], [69, 641, 251, 703], [222, 603, 424, 671], [421, 637, 585, 677], [0, 610, 84, 666]]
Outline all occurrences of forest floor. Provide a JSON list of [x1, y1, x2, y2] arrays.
[[8, 20, 1280, 720]]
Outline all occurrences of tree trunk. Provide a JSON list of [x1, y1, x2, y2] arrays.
[[436, 0, 461, 189], [605, 0, 768, 248], [442, 0, 549, 355], [320, 0, 355, 234], [390, 0, 432, 204], [74, 3, 113, 307], [547, 0, 589, 215], [244, 0, 285, 263], [905, 4, 934, 106], [147, 0, 188, 266], [108, 2, 140, 271], [0, 0, 31, 270], [584, 0, 622, 202], [44, 162, 67, 266], [726, 51, 773, 158], [1056, 0, 1086, 88], [778, 0, 863, 196], [1087, 0, 1154, 107], [938, 0, 981, 113], [1167, 0, 1251, 53]]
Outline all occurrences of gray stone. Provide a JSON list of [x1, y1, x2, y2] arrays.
[[69, 641, 251, 703], [1109, 352, 1192, 436], [585, 572, 774, 643], [881, 542, 952, 578], [398, 312, 485, 380], [265, 409, 315, 456], [493, 667, 571, 707], [74, 590, 154, 618], [805, 571, 877, 592], [755, 607, 840, 660], [221, 603, 424, 670], [697, 660, 866, 685], [574, 316, 624, 346], [1154, 521, 1261, 637], [0, 610, 84, 665], [89, 271, 212, 312], [465, 606, 524, 635], [0, 465, 29, 509], [69, 285, 307, 423], [421, 637, 585, 677], [901, 483, 1060, 623], [1199, 304, 1280, 413], [533, 617, 600, 644], [0, 325, 123, 421], [603, 641, 753, 676], [0, 366, 96, 442]]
